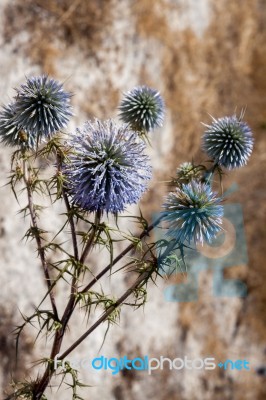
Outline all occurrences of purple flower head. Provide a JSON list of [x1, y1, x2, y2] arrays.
[[64, 119, 152, 214]]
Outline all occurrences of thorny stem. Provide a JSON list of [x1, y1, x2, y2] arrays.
[[80, 210, 101, 265], [204, 162, 219, 185], [32, 214, 161, 399], [56, 152, 79, 261], [56, 152, 79, 301], [60, 210, 101, 333], [32, 205, 101, 399], [80, 214, 164, 294], [58, 231, 178, 362], [63, 192, 79, 260], [59, 269, 152, 360], [22, 158, 58, 321]]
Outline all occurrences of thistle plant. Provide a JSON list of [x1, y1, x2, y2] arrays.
[[0, 76, 254, 400]]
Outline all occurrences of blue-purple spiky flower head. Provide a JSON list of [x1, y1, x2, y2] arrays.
[[63, 119, 152, 214], [162, 181, 223, 245], [202, 115, 254, 169], [119, 86, 164, 132], [0, 75, 72, 149]]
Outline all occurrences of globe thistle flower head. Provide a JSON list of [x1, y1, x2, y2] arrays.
[[0, 102, 35, 149], [177, 162, 194, 174], [118, 86, 164, 133], [173, 162, 203, 185], [162, 181, 223, 245], [14, 75, 72, 144], [202, 115, 254, 169], [63, 119, 152, 214]]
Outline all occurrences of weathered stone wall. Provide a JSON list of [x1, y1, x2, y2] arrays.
[[0, 1, 266, 399]]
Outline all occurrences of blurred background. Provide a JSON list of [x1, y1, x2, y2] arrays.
[[0, 0, 266, 399]]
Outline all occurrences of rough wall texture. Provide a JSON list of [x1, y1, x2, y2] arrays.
[[0, 0, 266, 399]]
